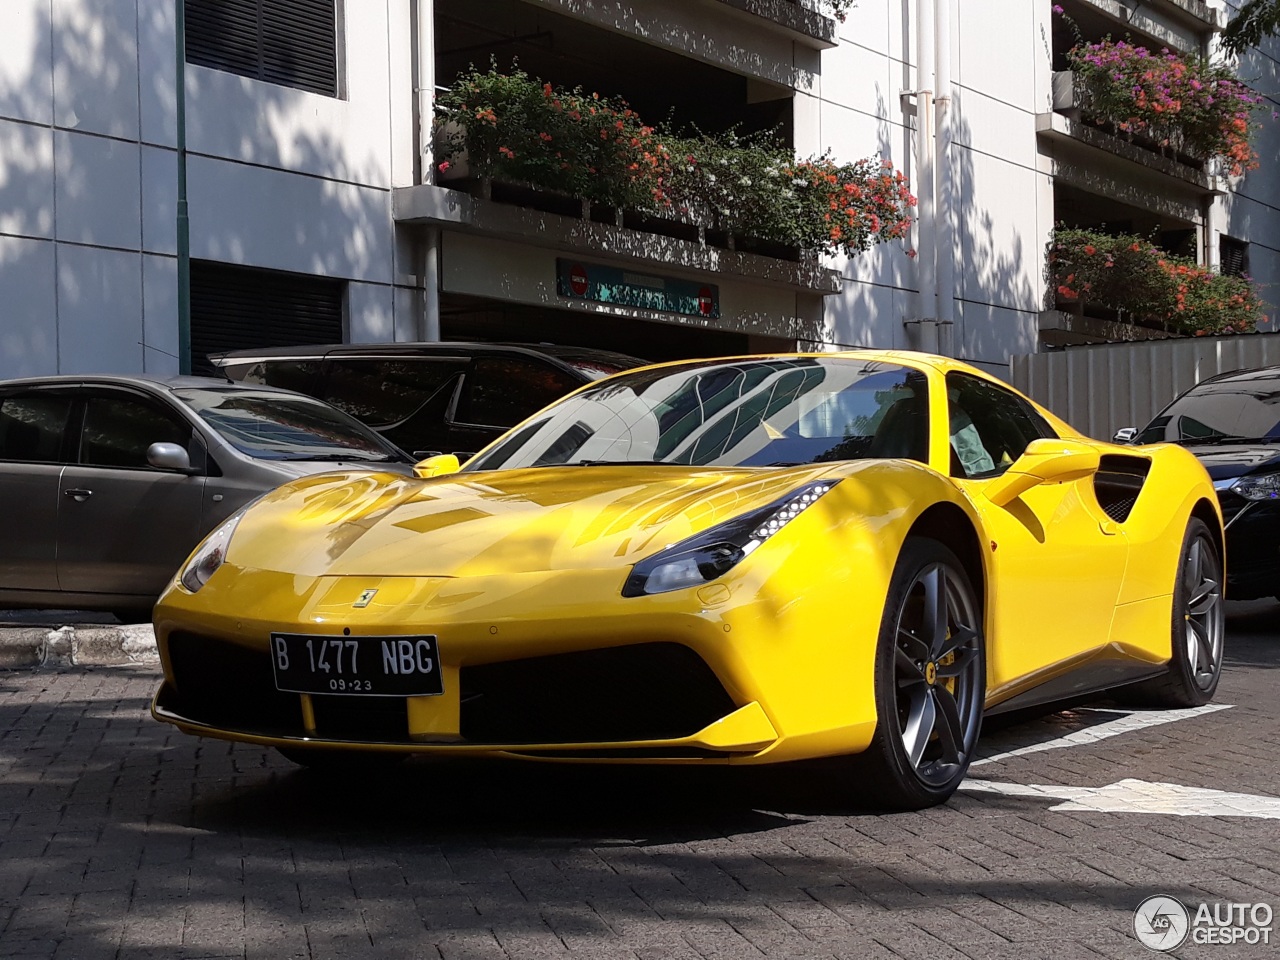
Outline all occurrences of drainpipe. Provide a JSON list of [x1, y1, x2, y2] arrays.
[[933, 0, 956, 357], [415, 0, 441, 341], [913, 0, 938, 353], [175, 0, 191, 374]]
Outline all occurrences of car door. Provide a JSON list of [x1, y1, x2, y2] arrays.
[[56, 387, 206, 598], [0, 389, 77, 593], [450, 355, 582, 457], [944, 373, 1129, 697]]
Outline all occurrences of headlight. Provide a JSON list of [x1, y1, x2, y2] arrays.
[[622, 480, 839, 597], [178, 510, 246, 593], [1231, 472, 1280, 501]]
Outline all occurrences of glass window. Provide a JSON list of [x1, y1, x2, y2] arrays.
[[466, 358, 930, 471], [946, 373, 1056, 479], [0, 395, 73, 463], [240, 360, 325, 397], [173, 387, 409, 463], [325, 358, 466, 427], [79, 395, 192, 469], [455, 357, 580, 428], [1137, 372, 1280, 444]]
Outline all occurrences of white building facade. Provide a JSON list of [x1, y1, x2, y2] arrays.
[[0, 0, 1275, 381]]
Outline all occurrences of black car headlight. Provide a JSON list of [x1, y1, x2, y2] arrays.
[[1230, 472, 1280, 502], [622, 480, 839, 597]]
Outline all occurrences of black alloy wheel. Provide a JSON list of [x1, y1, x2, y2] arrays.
[[859, 538, 986, 810], [1130, 517, 1225, 707]]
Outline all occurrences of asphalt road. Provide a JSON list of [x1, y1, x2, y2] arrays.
[[1, 602, 1278, 960]]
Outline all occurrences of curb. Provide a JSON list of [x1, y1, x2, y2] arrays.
[[0, 623, 159, 669]]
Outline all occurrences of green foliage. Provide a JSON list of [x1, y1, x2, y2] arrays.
[[1220, 0, 1280, 54], [434, 66, 915, 259], [1051, 227, 1264, 336]]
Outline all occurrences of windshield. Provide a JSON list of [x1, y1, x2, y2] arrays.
[[1138, 373, 1280, 444], [465, 358, 930, 471], [174, 388, 411, 462]]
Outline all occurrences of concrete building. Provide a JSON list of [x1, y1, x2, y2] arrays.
[[0, 0, 1275, 381]]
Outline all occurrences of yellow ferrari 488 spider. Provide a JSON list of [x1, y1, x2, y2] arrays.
[[152, 352, 1224, 809]]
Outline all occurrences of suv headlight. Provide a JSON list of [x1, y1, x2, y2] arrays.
[[622, 480, 839, 597], [178, 509, 247, 593], [1231, 472, 1280, 501]]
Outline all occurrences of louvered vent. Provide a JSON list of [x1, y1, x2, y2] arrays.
[[190, 261, 344, 375], [185, 0, 338, 97], [1220, 237, 1250, 278]]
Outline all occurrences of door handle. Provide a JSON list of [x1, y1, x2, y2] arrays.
[[64, 488, 93, 501]]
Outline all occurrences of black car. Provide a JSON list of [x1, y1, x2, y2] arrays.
[[1120, 365, 1280, 601], [211, 342, 648, 459]]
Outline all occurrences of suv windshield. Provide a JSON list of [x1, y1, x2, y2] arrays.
[[1138, 373, 1280, 444], [174, 388, 411, 462], [465, 358, 929, 471]]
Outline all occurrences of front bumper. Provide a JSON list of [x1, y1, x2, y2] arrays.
[[1220, 494, 1280, 599], [151, 564, 881, 764]]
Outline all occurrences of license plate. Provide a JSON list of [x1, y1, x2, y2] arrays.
[[270, 634, 444, 697]]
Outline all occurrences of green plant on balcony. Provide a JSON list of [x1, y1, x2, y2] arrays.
[[433, 65, 914, 260], [1050, 227, 1264, 336], [1064, 39, 1264, 175]]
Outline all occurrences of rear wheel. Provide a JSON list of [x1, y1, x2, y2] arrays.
[[856, 538, 986, 810], [1129, 518, 1224, 707]]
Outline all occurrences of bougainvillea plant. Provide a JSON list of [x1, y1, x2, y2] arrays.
[[1065, 39, 1264, 175], [434, 66, 915, 259], [1050, 227, 1264, 336]]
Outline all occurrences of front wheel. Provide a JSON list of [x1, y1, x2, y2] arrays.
[[857, 538, 986, 810], [1129, 518, 1224, 707]]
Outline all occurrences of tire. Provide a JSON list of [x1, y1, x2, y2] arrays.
[[1128, 518, 1225, 708], [276, 747, 407, 773], [855, 538, 986, 811]]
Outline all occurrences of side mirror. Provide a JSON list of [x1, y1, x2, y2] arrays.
[[413, 453, 460, 479], [147, 442, 196, 474], [984, 438, 1101, 507], [1112, 426, 1139, 444]]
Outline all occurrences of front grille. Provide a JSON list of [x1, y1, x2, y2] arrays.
[[460, 643, 736, 745], [167, 632, 302, 735]]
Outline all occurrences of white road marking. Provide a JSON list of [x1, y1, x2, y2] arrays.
[[962, 778, 1280, 819], [972, 703, 1233, 767]]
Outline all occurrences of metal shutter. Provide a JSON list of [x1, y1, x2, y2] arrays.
[[190, 261, 344, 375], [184, 0, 337, 97]]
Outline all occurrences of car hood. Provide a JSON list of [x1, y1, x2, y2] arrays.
[[257, 459, 416, 481], [1180, 443, 1280, 480], [230, 463, 845, 578]]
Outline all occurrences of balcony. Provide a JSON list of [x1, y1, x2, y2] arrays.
[[1038, 72, 1221, 196], [393, 181, 841, 297], [703, 0, 838, 49]]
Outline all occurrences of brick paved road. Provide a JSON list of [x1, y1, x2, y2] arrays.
[[2, 602, 1278, 960]]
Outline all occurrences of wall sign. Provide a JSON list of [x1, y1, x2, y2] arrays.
[[556, 259, 720, 320]]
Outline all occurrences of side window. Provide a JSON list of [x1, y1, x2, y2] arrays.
[[0, 395, 74, 463], [325, 358, 465, 427], [455, 357, 579, 428], [243, 360, 325, 397], [947, 373, 1056, 479], [79, 395, 193, 469]]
